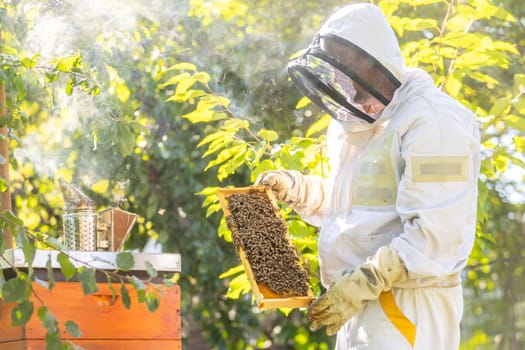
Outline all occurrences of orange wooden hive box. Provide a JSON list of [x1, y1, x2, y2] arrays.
[[218, 186, 314, 309], [0, 249, 181, 350]]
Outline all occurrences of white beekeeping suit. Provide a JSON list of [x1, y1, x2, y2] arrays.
[[256, 3, 480, 350]]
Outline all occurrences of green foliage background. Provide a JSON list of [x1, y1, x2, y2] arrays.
[[0, 0, 524, 349]]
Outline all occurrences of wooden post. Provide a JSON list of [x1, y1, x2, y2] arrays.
[[0, 29, 13, 248]]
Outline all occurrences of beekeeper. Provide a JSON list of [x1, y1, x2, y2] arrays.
[[256, 3, 480, 350]]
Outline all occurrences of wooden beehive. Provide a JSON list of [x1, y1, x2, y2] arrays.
[[0, 282, 181, 349], [218, 186, 314, 309], [0, 249, 182, 349]]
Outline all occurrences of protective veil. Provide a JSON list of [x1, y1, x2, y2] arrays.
[[277, 3, 480, 350], [287, 3, 404, 129]]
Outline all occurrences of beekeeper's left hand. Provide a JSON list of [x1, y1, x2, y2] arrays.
[[307, 245, 408, 335]]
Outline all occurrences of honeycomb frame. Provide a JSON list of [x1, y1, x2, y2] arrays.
[[218, 185, 314, 309]]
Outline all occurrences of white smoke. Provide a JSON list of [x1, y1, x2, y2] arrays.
[[17, 0, 182, 181]]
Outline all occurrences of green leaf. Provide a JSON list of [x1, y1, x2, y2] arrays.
[[493, 41, 519, 55], [513, 136, 525, 154], [220, 118, 249, 132], [79, 268, 98, 295], [445, 71, 462, 97], [38, 306, 58, 333], [21, 233, 36, 267], [161, 72, 191, 88], [217, 216, 232, 241], [506, 154, 525, 170], [196, 186, 219, 197], [202, 136, 235, 157], [182, 109, 227, 123], [204, 144, 245, 171], [176, 75, 198, 95], [55, 54, 82, 72], [306, 114, 330, 137], [11, 301, 34, 326], [458, 50, 507, 70], [13, 75, 27, 100], [514, 74, 525, 89], [115, 82, 131, 102], [20, 56, 36, 68], [107, 282, 117, 305], [466, 71, 499, 86], [57, 252, 76, 280], [206, 203, 223, 218], [166, 88, 207, 103], [219, 264, 244, 279], [0, 178, 7, 193], [2, 210, 24, 226], [493, 154, 509, 172], [65, 320, 83, 337], [65, 77, 75, 96], [480, 157, 496, 178], [137, 288, 146, 303], [145, 291, 160, 312], [120, 284, 131, 309], [130, 275, 146, 291], [2, 277, 28, 303], [251, 159, 276, 182], [116, 252, 134, 271], [440, 32, 480, 50], [44, 332, 63, 349], [45, 237, 65, 250], [192, 71, 211, 84], [145, 261, 158, 278], [166, 62, 197, 71], [400, 17, 438, 31], [224, 272, 251, 299], [46, 255, 56, 290], [506, 115, 525, 133], [45, 71, 59, 83], [489, 97, 510, 117], [217, 145, 247, 180], [295, 96, 311, 109], [197, 131, 231, 148], [278, 145, 304, 171], [492, 5, 515, 22], [257, 129, 278, 142], [446, 14, 472, 32]]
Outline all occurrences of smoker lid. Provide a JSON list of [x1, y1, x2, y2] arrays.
[[59, 178, 96, 209]]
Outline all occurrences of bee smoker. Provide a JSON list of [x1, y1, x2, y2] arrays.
[[59, 178, 137, 252], [59, 178, 97, 251]]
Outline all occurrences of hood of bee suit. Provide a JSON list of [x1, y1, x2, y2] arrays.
[[319, 3, 406, 84], [287, 3, 406, 128]]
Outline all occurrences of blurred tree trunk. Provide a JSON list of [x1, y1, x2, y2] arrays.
[[0, 84, 12, 248]]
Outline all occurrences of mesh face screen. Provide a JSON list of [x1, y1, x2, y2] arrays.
[[288, 33, 400, 125]]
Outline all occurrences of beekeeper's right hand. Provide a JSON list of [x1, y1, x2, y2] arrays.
[[254, 170, 300, 204]]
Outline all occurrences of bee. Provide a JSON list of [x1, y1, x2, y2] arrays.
[[226, 192, 311, 297]]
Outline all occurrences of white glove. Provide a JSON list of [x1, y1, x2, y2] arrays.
[[307, 245, 408, 335], [254, 170, 300, 204]]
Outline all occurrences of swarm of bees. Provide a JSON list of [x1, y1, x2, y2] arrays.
[[226, 192, 311, 297]]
